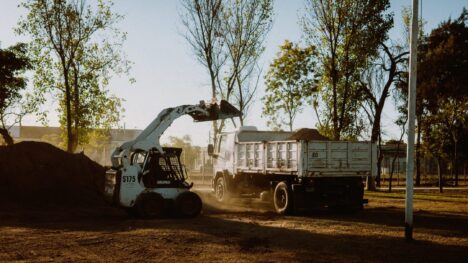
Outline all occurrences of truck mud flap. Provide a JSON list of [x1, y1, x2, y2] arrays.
[[291, 184, 308, 213]]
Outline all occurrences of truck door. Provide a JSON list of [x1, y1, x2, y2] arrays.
[[214, 134, 234, 173]]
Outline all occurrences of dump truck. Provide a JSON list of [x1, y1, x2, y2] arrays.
[[208, 126, 377, 214]]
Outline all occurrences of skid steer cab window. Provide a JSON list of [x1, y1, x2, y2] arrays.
[[130, 151, 147, 168], [141, 149, 186, 188]]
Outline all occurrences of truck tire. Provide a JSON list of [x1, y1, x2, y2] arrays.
[[175, 191, 202, 218], [274, 182, 293, 215], [215, 176, 230, 203], [137, 193, 165, 218]]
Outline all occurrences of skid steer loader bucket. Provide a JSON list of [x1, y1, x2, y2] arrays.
[[190, 100, 242, 122]]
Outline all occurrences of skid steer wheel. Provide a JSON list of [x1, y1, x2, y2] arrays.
[[215, 176, 230, 203], [175, 191, 202, 218], [125, 206, 139, 218], [274, 182, 293, 215], [137, 193, 165, 219]]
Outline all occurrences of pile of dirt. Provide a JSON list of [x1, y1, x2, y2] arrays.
[[0, 141, 106, 207], [288, 128, 329, 141]]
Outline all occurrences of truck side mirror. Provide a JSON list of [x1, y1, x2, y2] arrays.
[[207, 144, 214, 156]]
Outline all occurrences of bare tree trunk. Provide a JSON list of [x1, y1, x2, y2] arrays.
[[63, 67, 74, 153], [437, 157, 443, 193], [0, 128, 14, 145], [367, 115, 379, 191], [209, 66, 220, 145], [454, 140, 458, 187], [72, 63, 80, 152], [376, 135, 383, 187], [415, 117, 421, 186], [389, 151, 399, 193]]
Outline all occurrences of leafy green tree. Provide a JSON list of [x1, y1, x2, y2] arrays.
[[302, 0, 393, 140], [262, 40, 318, 131], [0, 43, 33, 145], [17, 0, 131, 152], [417, 9, 468, 187]]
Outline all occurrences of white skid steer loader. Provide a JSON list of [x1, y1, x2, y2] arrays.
[[103, 100, 241, 218]]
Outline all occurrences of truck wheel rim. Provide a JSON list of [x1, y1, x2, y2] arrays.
[[216, 179, 224, 200], [275, 189, 287, 209]]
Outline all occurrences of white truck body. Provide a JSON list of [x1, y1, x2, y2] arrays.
[[210, 127, 377, 213], [214, 130, 377, 178]]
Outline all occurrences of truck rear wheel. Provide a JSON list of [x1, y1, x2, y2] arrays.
[[215, 176, 230, 203], [175, 191, 202, 218], [274, 182, 293, 215], [137, 193, 165, 218]]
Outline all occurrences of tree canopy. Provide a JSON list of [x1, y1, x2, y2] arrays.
[[181, 0, 273, 135], [302, 0, 393, 140], [417, 9, 468, 186], [263, 40, 318, 131], [0, 43, 32, 145], [17, 0, 131, 152]]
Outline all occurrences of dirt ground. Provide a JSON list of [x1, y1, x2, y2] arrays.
[[0, 191, 467, 262]]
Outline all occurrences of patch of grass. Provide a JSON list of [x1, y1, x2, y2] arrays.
[[365, 191, 468, 203]]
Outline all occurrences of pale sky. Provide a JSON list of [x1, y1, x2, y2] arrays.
[[1, 0, 467, 146]]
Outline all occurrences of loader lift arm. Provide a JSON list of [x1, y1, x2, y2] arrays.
[[111, 100, 241, 168]]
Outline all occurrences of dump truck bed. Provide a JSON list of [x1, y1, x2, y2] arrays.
[[235, 140, 377, 177]]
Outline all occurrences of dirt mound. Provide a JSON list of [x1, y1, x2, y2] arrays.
[[288, 128, 329, 141], [0, 141, 106, 207]]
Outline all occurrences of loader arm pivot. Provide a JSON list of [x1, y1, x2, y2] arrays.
[[111, 100, 241, 168]]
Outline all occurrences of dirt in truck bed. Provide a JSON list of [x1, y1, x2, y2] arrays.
[[288, 128, 329, 141], [0, 141, 106, 207]]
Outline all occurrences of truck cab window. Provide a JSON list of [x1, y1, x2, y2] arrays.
[[218, 135, 227, 155]]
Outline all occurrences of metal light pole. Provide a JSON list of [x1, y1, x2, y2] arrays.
[[405, 0, 419, 241]]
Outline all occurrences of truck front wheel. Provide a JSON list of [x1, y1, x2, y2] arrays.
[[215, 176, 230, 203], [274, 182, 293, 215]]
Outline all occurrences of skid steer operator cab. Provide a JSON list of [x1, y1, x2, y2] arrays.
[[105, 147, 200, 218], [137, 148, 191, 189]]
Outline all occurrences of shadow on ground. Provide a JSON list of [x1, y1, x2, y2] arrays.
[[1, 195, 467, 262]]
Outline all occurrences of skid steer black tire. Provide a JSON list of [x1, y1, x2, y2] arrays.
[[175, 191, 202, 218], [137, 193, 165, 219], [125, 206, 140, 218]]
